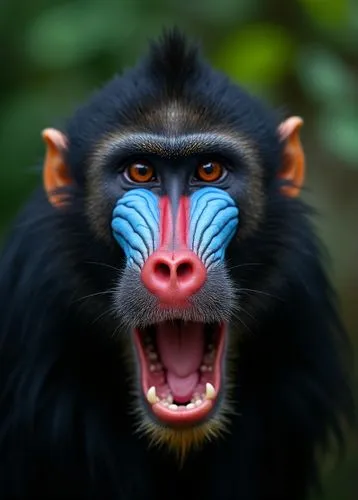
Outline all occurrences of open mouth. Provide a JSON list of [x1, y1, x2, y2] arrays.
[[134, 320, 226, 425]]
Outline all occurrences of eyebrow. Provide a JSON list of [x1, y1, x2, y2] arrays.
[[94, 132, 254, 165]]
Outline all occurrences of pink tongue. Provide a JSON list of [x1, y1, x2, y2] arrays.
[[156, 322, 205, 402]]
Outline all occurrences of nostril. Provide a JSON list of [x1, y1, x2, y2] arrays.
[[154, 262, 171, 281], [176, 262, 193, 282], [141, 250, 206, 302]]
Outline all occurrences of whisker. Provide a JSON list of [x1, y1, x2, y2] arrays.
[[237, 288, 282, 301], [232, 302, 256, 323], [227, 262, 264, 271], [74, 290, 113, 303], [230, 306, 253, 335], [111, 322, 124, 339], [84, 261, 122, 273], [91, 307, 115, 326]]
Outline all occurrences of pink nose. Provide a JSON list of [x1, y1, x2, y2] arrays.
[[141, 250, 206, 304]]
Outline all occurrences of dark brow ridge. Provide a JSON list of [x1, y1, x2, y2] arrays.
[[94, 132, 255, 164]]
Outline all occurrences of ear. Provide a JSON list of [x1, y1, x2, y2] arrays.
[[277, 116, 305, 198], [42, 128, 72, 207]]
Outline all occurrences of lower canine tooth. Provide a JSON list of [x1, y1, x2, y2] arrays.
[[146, 386, 157, 405], [195, 399, 202, 406], [168, 404, 178, 411], [205, 382, 216, 400]]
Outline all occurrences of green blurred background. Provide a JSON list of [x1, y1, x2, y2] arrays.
[[0, 0, 357, 497]]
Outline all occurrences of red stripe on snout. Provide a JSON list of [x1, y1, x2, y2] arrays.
[[159, 196, 190, 250], [142, 195, 206, 305], [159, 196, 172, 248], [175, 196, 190, 249]]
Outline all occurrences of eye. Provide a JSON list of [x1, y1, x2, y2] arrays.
[[126, 161, 155, 183], [195, 161, 224, 182]]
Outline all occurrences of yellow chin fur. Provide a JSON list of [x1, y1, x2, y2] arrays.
[[133, 393, 235, 465], [139, 416, 228, 464]]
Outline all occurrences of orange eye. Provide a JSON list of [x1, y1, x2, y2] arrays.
[[196, 161, 224, 182], [126, 162, 155, 183]]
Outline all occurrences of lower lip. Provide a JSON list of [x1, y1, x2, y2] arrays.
[[151, 398, 214, 425]]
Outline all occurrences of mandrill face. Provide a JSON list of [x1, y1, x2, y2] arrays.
[[111, 185, 239, 449], [78, 111, 293, 457]]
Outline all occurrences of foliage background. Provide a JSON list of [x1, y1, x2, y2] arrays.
[[0, 0, 357, 497]]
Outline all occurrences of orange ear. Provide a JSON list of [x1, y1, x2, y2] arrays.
[[277, 116, 305, 198], [42, 128, 72, 207]]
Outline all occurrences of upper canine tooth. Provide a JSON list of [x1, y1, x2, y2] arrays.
[[146, 386, 157, 405], [205, 382, 216, 400]]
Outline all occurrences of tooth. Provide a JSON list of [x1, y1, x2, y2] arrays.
[[148, 352, 158, 361], [168, 404, 178, 411], [161, 400, 169, 407], [200, 365, 208, 372], [195, 399, 202, 406], [149, 364, 156, 372], [147, 386, 157, 405], [191, 393, 201, 404], [207, 366, 213, 372], [186, 403, 195, 410], [167, 394, 173, 404], [205, 382, 216, 400]]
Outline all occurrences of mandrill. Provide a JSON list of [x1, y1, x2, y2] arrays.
[[0, 30, 352, 500]]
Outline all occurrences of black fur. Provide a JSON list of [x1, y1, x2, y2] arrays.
[[0, 30, 353, 500]]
